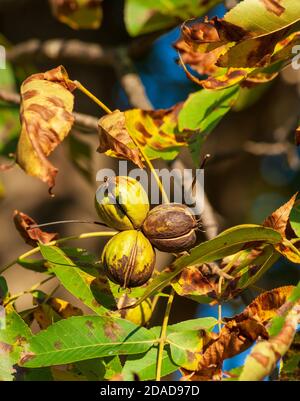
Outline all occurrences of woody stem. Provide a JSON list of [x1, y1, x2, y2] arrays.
[[156, 288, 175, 381], [0, 231, 117, 274]]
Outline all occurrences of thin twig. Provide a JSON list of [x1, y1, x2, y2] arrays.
[[0, 89, 99, 132], [5, 38, 153, 110], [156, 289, 175, 381], [0, 231, 117, 274]]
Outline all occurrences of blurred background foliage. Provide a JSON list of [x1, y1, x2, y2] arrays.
[[0, 0, 299, 375]]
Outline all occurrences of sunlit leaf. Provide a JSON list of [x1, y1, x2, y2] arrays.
[[20, 315, 156, 367], [178, 86, 239, 165], [126, 225, 282, 308], [177, 0, 300, 88], [125, 105, 187, 161], [239, 306, 300, 380], [16, 66, 76, 193], [39, 244, 116, 314], [183, 286, 296, 380], [98, 110, 144, 168]]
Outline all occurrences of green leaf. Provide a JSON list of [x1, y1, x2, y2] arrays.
[[21, 316, 156, 368], [125, 106, 186, 162], [178, 87, 239, 132], [223, 366, 243, 381], [129, 225, 282, 307], [124, 0, 222, 36], [290, 204, 300, 237], [225, 0, 300, 37], [39, 244, 116, 313], [167, 330, 205, 369], [167, 317, 217, 333], [268, 281, 300, 337], [0, 305, 32, 381], [122, 346, 178, 380], [178, 86, 239, 165], [222, 245, 281, 299], [17, 258, 48, 273], [166, 318, 217, 370]]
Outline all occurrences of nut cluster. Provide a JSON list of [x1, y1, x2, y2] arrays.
[[96, 176, 199, 288]]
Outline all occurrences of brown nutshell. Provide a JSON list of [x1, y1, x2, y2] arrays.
[[142, 203, 198, 253]]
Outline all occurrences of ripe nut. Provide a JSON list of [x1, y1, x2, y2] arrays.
[[102, 230, 156, 288], [95, 176, 149, 231], [111, 294, 152, 326], [142, 203, 198, 253]]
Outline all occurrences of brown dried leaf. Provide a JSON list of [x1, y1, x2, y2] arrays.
[[182, 286, 295, 380], [13, 210, 58, 248], [230, 286, 294, 324], [239, 306, 300, 381], [97, 110, 144, 169], [263, 193, 298, 237], [16, 66, 76, 193]]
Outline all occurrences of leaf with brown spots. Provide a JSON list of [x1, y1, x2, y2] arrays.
[[39, 244, 117, 315], [125, 105, 187, 161], [260, 0, 285, 16], [0, 305, 32, 381], [98, 110, 144, 168], [181, 286, 297, 380], [275, 239, 300, 263], [13, 210, 58, 248], [171, 265, 218, 304], [16, 66, 76, 193], [21, 316, 155, 367], [239, 283, 300, 381], [49, 0, 102, 30], [103, 319, 123, 341], [98, 106, 188, 164], [176, 0, 300, 88], [230, 286, 295, 324]]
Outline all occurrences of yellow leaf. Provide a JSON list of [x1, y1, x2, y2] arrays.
[[16, 66, 75, 193]]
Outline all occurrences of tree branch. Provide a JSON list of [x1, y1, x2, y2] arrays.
[[0, 89, 98, 132], [6, 38, 153, 110]]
